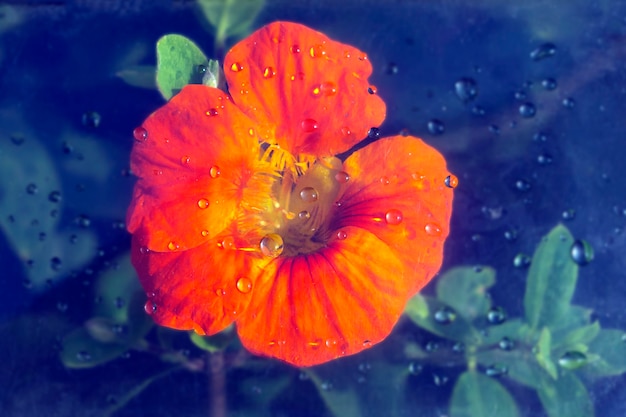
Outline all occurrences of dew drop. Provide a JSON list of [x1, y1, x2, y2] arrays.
[[167, 241, 179, 251], [487, 307, 507, 324], [205, 108, 219, 116], [385, 62, 399, 75], [215, 288, 226, 297], [336, 230, 347, 240], [444, 175, 458, 188], [263, 66, 276, 78], [558, 351, 587, 370], [367, 86, 377, 94], [209, 166, 221, 178], [76, 351, 92, 362], [367, 127, 380, 139], [335, 171, 350, 183], [26, 183, 38, 194], [424, 223, 442, 236], [260, 233, 284, 258], [340, 126, 352, 137], [320, 81, 337, 96], [298, 210, 310, 220], [499, 337, 515, 350], [408, 362, 423, 375], [454, 77, 478, 102], [542, 78, 557, 90], [515, 179, 531, 191], [300, 118, 319, 133], [11, 135, 25, 146], [50, 256, 62, 271], [236, 277, 253, 293], [562, 209, 576, 220], [230, 62, 244, 72], [385, 209, 403, 225], [309, 44, 326, 58], [290, 44, 301, 53], [82, 111, 101, 128], [530, 42, 557, 61], [325, 338, 337, 348], [485, 364, 508, 377], [513, 253, 531, 268], [519, 102, 536, 118], [562, 97, 576, 108], [218, 236, 235, 249], [181, 155, 190, 165], [472, 105, 486, 116], [514, 90, 527, 101], [570, 239, 594, 266], [133, 126, 148, 141], [299, 187, 319, 203], [197, 198, 210, 209], [201, 230, 209, 237], [433, 307, 456, 324], [144, 300, 157, 315], [537, 153, 553, 165], [427, 119, 445, 135]]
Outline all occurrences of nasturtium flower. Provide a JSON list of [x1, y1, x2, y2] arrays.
[[127, 22, 455, 367]]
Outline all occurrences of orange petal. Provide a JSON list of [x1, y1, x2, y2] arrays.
[[127, 85, 262, 252], [224, 21, 386, 156], [334, 135, 454, 294], [236, 226, 409, 367], [131, 230, 267, 335]]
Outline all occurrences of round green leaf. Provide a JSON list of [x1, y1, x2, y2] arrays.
[[450, 371, 520, 417]]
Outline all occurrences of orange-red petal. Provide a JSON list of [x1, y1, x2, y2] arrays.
[[334, 135, 454, 294], [127, 85, 262, 252], [236, 226, 408, 367], [224, 21, 386, 156], [131, 229, 267, 335]]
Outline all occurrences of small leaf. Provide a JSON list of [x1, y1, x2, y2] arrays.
[[478, 319, 526, 346], [538, 373, 593, 417], [552, 321, 600, 352], [156, 34, 215, 100], [536, 327, 558, 379], [305, 368, 361, 417], [436, 266, 495, 321], [450, 371, 520, 417], [584, 329, 626, 377], [60, 327, 129, 369], [116, 65, 157, 89], [524, 224, 578, 331], [189, 325, 235, 352], [197, 0, 265, 48], [405, 294, 481, 344], [93, 253, 142, 322]]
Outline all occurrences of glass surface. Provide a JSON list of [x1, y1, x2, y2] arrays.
[[1, 1, 625, 416]]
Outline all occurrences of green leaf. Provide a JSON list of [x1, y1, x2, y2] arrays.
[[436, 266, 495, 321], [197, 0, 265, 48], [552, 321, 600, 352], [93, 253, 142, 322], [536, 327, 558, 379], [156, 34, 215, 100], [404, 294, 482, 344], [538, 373, 593, 417], [475, 347, 551, 390], [116, 65, 157, 89], [584, 329, 626, 377], [524, 224, 578, 330], [305, 368, 361, 417], [477, 319, 526, 346], [450, 371, 519, 417], [60, 327, 129, 369], [189, 325, 235, 352]]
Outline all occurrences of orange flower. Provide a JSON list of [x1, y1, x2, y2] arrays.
[[127, 22, 455, 367]]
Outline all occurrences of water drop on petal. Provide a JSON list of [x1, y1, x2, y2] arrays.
[[260, 234, 284, 258], [335, 171, 350, 183], [263, 66, 276, 78], [298, 210, 310, 220], [336, 230, 347, 240], [454, 77, 478, 102], [301, 118, 319, 133], [133, 126, 148, 141], [210, 166, 221, 178], [236, 277, 253, 293], [230, 62, 244, 72], [197, 198, 210, 209], [290, 44, 300, 53], [167, 241, 179, 251], [424, 222, 442, 236], [205, 108, 219, 116], [385, 209, 403, 225], [309, 44, 326, 58], [444, 175, 458, 188], [144, 300, 156, 315], [299, 187, 319, 203]]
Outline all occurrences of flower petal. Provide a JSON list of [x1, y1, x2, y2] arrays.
[[224, 21, 386, 156], [236, 226, 409, 367], [131, 229, 267, 335], [127, 85, 263, 252], [335, 135, 454, 294]]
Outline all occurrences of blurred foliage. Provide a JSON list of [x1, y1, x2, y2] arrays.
[[197, 0, 265, 53], [56, 223, 626, 417]]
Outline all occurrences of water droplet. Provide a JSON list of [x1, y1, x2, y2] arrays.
[[515, 179, 531, 191], [197, 198, 210, 209], [336, 230, 347, 240], [530, 42, 557, 61], [290, 44, 300, 53], [570, 239, 594, 265], [236, 277, 253, 293], [341, 126, 352, 138], [427, 119, 445, 135], [367, 127, 381, 139], [485, 364, 508, 377], [205, 108, 219, 116], [385, 62, 399, 75], [541, 78, 557, 90], [50, 256, 62, 271], [444, 174, 458, 188], [26, 183, 38, 194], [218, 237, 235, 249], [537, 153, 553, 165], [408, 362, 422, 375], [367, 86, 377, 94], [82, 111, 101, 128], [379, 176, 390, 185], [300, 118, 319, 133], [454, 77, 478, 102], [167, 241, 179, 251], [133, 126, 148, 141], [210, 166, 221, 178], [335, 171, 350, 183], [562, 209, 576, 220], [76, 351, 92, 362], [11, 135, 25, 146], [309, 44, 326, 58], [385, 209, 403, 225], [75, 214, 91, 228], [215, 288, 226, 297], [298, 210, 310, 220], [144, 300, 156, 315], [499, 337, 515, 350], [299, 187, 319, 203], [260, 234, 284, 258], [230, 62, 244, 72], [562, 97, 576, 108], [472, 105, 486, 116], [514, 90, 527, 101], [487, 307, 507, 324], [320, 81, 337, 96], [558, 351, 587, 370], [325, 338, 337, 348], [424, 223, 442, 236], [513, 253, 531, 268], [201, 230, 209, 237], [180, 155, 190, 165], [433, 307, 456, 324], [519, 102, 536, 118], [433, 374, 449, 386], [263, 66, 275, 78]]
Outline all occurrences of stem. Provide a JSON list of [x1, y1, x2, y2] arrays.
[[209, 351, 227, 417]]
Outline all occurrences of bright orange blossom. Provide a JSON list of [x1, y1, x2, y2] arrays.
[[127, 22, 455, 367]]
